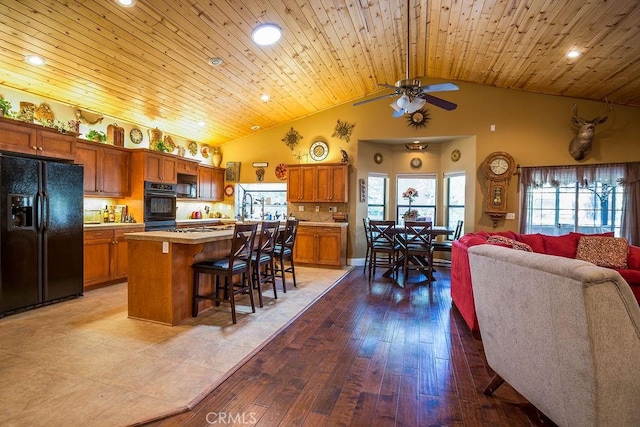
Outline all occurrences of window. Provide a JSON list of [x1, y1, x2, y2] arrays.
[[525, 182, 623, 236], [367, 175, 387, 220], [397, 175, 436, 221], [445, 173, 465, 228]]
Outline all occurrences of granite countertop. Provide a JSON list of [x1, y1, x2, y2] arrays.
[[84, 223, 144, 230], [125, 228, 234, 244]]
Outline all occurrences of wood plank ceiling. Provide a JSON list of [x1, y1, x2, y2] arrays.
[[1, 0, 638, 144]]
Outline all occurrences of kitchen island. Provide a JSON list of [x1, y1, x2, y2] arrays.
[[125, 221, 347, 325]]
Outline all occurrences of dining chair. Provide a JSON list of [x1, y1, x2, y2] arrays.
[[363, 217, 372, 274], [274, 218, 299, 292], [402, 220, 433, 286], [251, 220, 280, 308], [368, 220, 400, 281], [431, 220, 463, 267], [192, 223, 258, 324]]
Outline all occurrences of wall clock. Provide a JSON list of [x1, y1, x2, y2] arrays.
[[374, 153, 383, 164], [407, 108, 430, 129], [130, 128, 143, 144], [309, 141, 329, 161], [410, 157, 422, 169], [481, 151, 516, 224], [451, 149, 461, 162]]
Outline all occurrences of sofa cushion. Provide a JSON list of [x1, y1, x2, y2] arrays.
[[628, 245, 640, 270], [576, 236, 629, 269], [487, 235, 533, 252], [515, 233, 546, 253], [616, 269, 640, 286], [542, 233, 581, 258]]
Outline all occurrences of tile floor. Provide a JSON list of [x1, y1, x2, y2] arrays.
[[0, 266, 351, 427]]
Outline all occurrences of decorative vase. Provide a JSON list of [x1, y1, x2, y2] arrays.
[[212, 148, 222, 167]]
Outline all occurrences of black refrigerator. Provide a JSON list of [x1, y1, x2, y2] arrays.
[[0, 154, 84, 315]]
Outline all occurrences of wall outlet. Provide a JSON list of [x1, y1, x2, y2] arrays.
[[329, 206, 337, 212], [506, 212, 516, 220], [315, 206, 320, 212], [162, 241, 169, 253], [298, 205, 304, 212]]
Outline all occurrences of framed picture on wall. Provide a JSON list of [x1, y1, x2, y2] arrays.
[[226, 162, 241, 182]]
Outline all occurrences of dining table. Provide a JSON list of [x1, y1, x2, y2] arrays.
[[381, 225, 454, 283]]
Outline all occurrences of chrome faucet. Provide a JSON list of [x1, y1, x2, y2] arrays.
[[241, 192, 253, 221]]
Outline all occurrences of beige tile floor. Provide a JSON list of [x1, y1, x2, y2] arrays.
[[0, 266, 351, 427]]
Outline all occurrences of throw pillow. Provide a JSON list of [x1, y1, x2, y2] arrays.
[[487, 235, 533, 252], [542, 233, 582, 258], [575, 236, 629, 269]]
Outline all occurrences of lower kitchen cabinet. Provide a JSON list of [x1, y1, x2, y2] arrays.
[[83, 226, 142, 289], [293, 224, 347, 267]]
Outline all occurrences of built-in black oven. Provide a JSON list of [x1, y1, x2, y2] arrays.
[[143, 181, 177, 231]]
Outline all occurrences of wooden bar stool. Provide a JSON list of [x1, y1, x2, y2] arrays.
[[192, 223, 258, 324], [274, 218, 299, 292], [251, 220, 280, 307]]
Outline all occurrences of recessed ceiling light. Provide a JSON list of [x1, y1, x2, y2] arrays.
[[566, 49, 581, 59], [116, 0, 136, 7], [251, 125, 261, 131], [25, 55, 45, 66], [252, 24, 282, 46], [260, 94, 270, 102], [208, 57, 224, 66], [197, 121, 206, 127]]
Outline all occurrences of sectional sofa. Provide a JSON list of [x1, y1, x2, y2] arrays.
[[451, 230, 640, 333]]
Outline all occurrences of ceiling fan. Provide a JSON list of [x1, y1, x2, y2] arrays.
[[353, 0, 458, 116]]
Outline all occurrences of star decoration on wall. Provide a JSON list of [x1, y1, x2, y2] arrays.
[[281, 127, 303, 150], [332, 119, 355, 143]]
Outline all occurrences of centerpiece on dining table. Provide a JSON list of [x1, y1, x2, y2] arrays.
[[402, 187, 419, 220]]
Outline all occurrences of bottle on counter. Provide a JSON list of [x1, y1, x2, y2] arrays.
[[103, 205, 109, 223], [108, 206, 115, 223]]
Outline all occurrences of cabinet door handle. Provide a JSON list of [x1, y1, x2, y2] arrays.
[[32, 145, 38, 150], [38, 147, 43, 151]]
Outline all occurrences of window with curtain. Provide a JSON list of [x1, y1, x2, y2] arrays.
[[367, 174, 387, 220], [520, 163, 640, 245], [445, 173, 465, 229], [397, 174, 436, 221]]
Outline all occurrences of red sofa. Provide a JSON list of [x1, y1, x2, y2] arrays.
[[451, 231, 640, 333]]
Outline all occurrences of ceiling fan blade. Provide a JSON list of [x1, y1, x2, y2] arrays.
[[418, 82, 459, 93], [377, 83, 400, 90], [353, 92, 397, 107], [421, 93, 458, 111]]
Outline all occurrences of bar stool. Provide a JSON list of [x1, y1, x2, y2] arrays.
[[192, 223, 257, 324], [251, 220, 280, 307], [274, 218, 299, 292]]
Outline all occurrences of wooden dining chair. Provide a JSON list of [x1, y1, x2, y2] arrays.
[[402, 221, 433, 286], [192, 223, 258, 324], [368, 220, 400, 281], [431, 220, 463, 267], [251, 220, 280, 308], [363, 217, 372, 274]]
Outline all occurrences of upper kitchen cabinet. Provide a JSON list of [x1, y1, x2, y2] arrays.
[[131, 149, 177, 184], [198, 164, 224, 201], [176, 158, 199, 176], [287, 165, 316, 202], [287, 163, 348, 203], [0, 117, 76, 160], [75, 141, 131, 197]]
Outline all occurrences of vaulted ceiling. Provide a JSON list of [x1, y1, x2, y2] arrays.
[[1, 0, 638, 144]]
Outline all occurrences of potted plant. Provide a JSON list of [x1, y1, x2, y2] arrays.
[[153, 139, 171, 153], [0, 97, 12, 118], [85, 130, 107, 143]]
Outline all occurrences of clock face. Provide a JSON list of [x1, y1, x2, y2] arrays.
[[490, 158, 509, 175]]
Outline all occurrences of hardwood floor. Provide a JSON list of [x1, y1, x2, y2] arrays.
[[145, 267, 551, 426]]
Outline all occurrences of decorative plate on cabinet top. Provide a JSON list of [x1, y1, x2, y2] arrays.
[[163, 135, 176, 152], [309, 141, 329, 161], [275, 163, 288, 180], [130, 128, 143, 144], [187, 141, 198, 156], [201, 145, 210, 158]]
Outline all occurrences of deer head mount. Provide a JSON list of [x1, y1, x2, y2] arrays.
[[568, 99, 612, 161]]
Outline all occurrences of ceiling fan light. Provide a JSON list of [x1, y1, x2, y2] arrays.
[[407, 97, 426, 113], [252, 24, 282, 46], [396, 94, 410, 111]]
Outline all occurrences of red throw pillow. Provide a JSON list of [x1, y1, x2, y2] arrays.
[[542, 233, 581, 258], [515, 233, 546, 253], [627, 245, 640, 270], [575, 236, 629, 269], [487, 235, 533, 252]]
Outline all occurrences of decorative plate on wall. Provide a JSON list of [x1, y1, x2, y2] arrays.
[[410, 157, 422, 169], [309, 141, 329, 161], [374, 153, 383, 164], [275, 163, 288, 180], [130, 128, 143, 144], [224, 184, 234, 197], [451, 149, 461, 162]]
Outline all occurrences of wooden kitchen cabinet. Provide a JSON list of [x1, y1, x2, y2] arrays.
[[131, 149, 178, 183], [198, 164, 224, 201], [287, 163, 348, 203], [83, 226, 141, 290], [287, 165, 316, 202], [293, 224, 347, 267], [0, 118, 76, 160], [176, 158, 199, 176], [75, 140, 131, 196]]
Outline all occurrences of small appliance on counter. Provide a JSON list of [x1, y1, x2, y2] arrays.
[[83, 209, 103, 224]]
